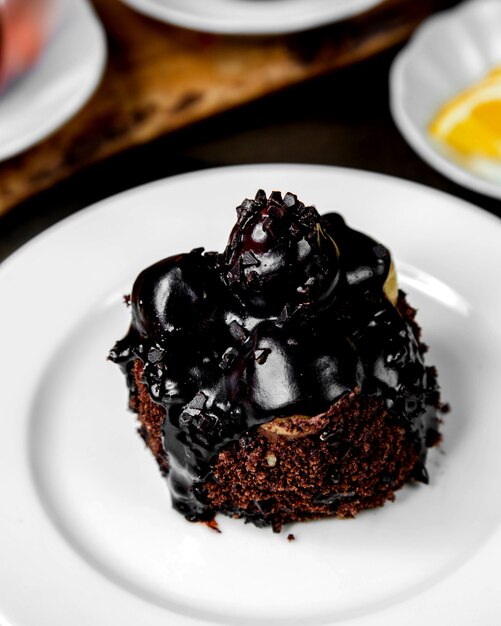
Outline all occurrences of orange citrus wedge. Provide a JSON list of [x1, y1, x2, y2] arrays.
[[429, 67, 501, 160]]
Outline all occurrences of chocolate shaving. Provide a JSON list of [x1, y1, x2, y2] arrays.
[[255, 348, 271, 365], [240, 250, 260, 267], [229, 320, 249, 343], [186, 391, 208, 412]]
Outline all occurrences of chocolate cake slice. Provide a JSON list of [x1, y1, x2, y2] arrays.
[[109, 190, 441, 532]]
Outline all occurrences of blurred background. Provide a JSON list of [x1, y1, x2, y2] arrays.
[[0, 0, 500, 263]]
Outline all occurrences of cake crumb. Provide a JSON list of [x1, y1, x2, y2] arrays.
[[266, 452, 277, 467], [287, 533, 295, 542], [201, 518, 221, 533]]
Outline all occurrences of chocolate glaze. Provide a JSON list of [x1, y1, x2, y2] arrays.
[[109, 190, 440, 523]]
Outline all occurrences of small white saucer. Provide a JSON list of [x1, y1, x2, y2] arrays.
[[0, 0, 106, 162], [390, 0, 501, 199]]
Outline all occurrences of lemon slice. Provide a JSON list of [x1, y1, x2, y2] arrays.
[[429, 67, 501, 161], [383, 261, 398, 306]]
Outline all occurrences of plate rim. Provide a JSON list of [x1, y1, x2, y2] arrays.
[[3, 162, 501, 272], [120, 0, 384, 35]]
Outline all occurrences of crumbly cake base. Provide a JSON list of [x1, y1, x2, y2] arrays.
[[129, 295, 440, 532]]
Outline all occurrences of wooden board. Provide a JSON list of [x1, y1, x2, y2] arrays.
[[0, 0, 460, 215]]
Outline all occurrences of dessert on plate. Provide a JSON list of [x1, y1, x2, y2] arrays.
[[109, 189, 442, 532]]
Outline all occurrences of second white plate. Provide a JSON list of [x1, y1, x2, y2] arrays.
[[121, 0, 383, 35], [0, 0, 106, 162]]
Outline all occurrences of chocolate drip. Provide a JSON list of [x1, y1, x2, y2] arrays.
[[110, 190, 440, 522]]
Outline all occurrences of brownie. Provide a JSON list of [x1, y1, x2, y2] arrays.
[[109, 190, 442, 531]]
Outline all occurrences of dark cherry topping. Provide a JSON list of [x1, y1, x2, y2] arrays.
[[110, 190, 440, 523], [224, 191, 340, 316]]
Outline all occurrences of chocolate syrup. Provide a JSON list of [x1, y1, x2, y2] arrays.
[[109, 191, 439, 522]]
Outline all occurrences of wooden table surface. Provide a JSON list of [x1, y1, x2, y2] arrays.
[[0, 0, 462, 217]]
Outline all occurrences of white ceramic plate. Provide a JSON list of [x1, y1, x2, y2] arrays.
[[1, 164, 501, 626], [0, 0, 106, 162], [120, 0, 383, 35], [390, 0, 501, 199]]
